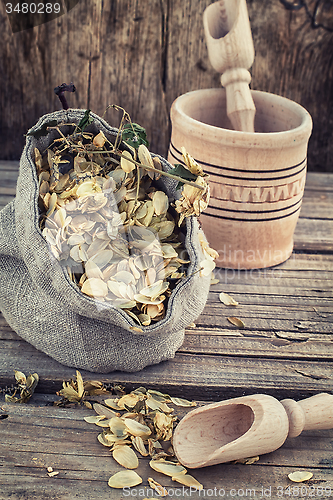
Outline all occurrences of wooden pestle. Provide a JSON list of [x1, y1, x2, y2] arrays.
[[203, 0, 256, 132], [173, 393, 333, 468]]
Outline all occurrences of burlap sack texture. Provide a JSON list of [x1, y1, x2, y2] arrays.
[[0, 109, 211, 373]]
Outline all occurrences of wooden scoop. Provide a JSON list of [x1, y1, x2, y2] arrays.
[[173, 393, 333, 468], [203, 0, 256, 132]]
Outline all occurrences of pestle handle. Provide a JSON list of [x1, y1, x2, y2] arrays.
[[281, 393, 333, 438], [203, 0, 256, 133], [221, 68, 255, 133]]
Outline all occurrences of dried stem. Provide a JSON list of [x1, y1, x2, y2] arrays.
[[115, 150, 205, 190]]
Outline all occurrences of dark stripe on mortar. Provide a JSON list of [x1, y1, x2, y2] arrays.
[[169, 143, 307, 181], [202, 205, 301, 222]]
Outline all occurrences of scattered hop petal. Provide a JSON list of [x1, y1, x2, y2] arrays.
[[76, 179, 102, 197], [112, 445, 139, 469], [131, 436, 149, 456], [288, 471, 313, 482], [81, 278, 108, 298], [108, 470, 142, 488], [147, 477, 168, 497], [200, 259, 216, 277], [219, 292, 239, 306], [172, 473, 204, 489], [123, 418, 151, 437], [181, 147, 204, 176], [93, 131, 107, 147], [84, 415, 106, 424], [170, 397, 196, 407], [149, 460, 187, 477], [120, 150, 135, 173], [152, 191, 169, 215], [227, 316, 245, 328], [14, 370, 27, 386], [138, 144, 154, 169]]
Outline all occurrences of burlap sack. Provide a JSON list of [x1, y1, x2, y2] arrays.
[[0, 109, 211, 373]]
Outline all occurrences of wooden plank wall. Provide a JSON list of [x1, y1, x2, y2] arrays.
[[1, 0, 333, 171]]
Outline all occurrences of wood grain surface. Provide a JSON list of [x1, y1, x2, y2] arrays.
[[1, 395, 332, 499], [0, 162, 332, 498], [1, 0, 333, 172]]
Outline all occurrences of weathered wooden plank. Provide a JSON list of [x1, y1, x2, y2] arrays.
[[305, 172, 333, 191], [0, 395, 332, 500], [0, 187, 16, 196], [1, 465, 331, 500], [2, 417, 333, 470], [201, 300, 333, 324], [0, 195, 14, 211], [300, 192, 333, 219], [197, 314, 333, 334], [181, 332, 333, 359], [1, 312, 332, 357], [294, 219, 333, 252], [1, 0, 333, 171], [0, 341, 332, 400], [0, 161, 20, 170]]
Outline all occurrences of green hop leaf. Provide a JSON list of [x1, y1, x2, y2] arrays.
[[167, 163, 198, 189], [27, 120, 58, 139], [77, 109, 94, 132], [122, 123, 149, 149]]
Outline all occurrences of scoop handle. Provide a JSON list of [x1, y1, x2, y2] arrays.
[[281, 393, 333, 438]]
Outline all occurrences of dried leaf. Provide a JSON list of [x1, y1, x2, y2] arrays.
[[116, 393, 142, 409], [219, 292, 238, 306], [109, 417, 128, 437], [98, 433, 117, 447], [14, 370, 27, 386], [130, 326, 143, 333], [227, 317, 245, 328], [108, 470, 142, 488], [288, 471, 313, 482], [138, 144, 154, 169]]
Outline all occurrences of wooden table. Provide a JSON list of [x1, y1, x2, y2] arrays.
[[1, 161, 332, 499]]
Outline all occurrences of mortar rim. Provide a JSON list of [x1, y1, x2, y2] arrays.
[[170, 88, 313, 149]]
